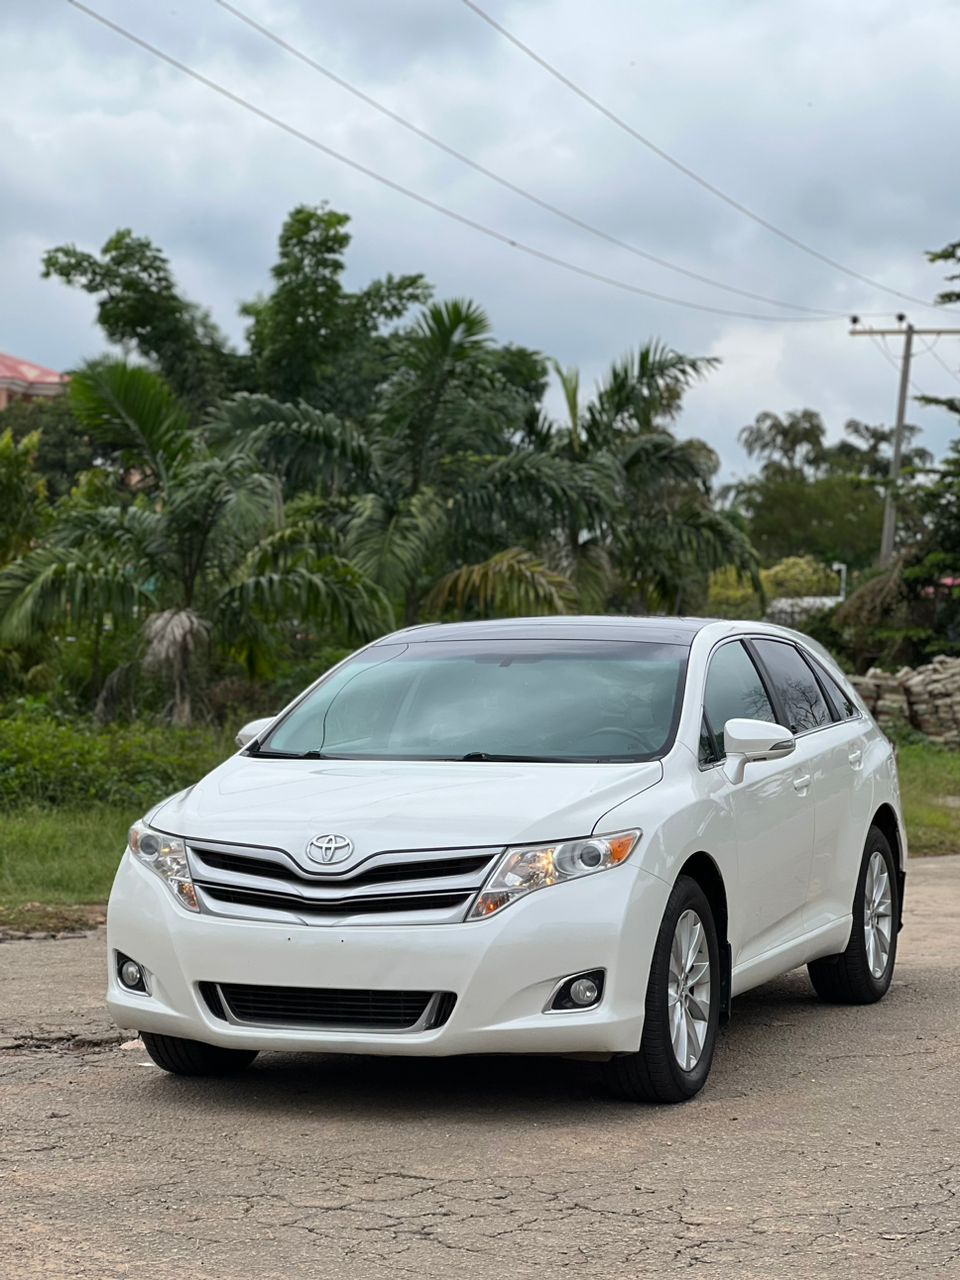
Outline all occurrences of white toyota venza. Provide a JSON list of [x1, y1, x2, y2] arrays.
[[107, 617, 905, 1103]]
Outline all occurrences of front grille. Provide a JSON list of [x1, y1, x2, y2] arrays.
[[200, 884, 472, 918], [195, 847, 491, 887], [186, 838, 500, 927], [202, 982, 455, 1031]]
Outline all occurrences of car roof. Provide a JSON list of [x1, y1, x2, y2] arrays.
[[376, 616, 714, 646]]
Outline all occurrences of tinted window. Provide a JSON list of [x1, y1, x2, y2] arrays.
[[752, 640, 832, 734], [261, 639, 688, 762], [703, 641, 776, 755], [815, 662, 859, 719]]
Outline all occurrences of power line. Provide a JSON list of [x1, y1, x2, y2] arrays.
[[64, 2, 842, 325], [928, 344, 960, 387], [905, 332, 960, 387], [461, 0, 954, 315], [911, 334, 941, 356], [852, 320, 960, 562], [215, 0, 870, 320], [869, 334, 923, 396], [878, 331, 960, 394]]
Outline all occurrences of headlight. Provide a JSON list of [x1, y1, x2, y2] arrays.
[[469, 830, 640, 920], [128, 820, 199, 912]]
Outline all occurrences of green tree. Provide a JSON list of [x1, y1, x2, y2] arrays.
[[0, 396, 105, 501], [928, 236, 960, 307], [224, 299, 604, 624], [542, 343, 758, 613], [0, 428, 48, 563], [0, 363, 390, 721], [730, 411, 931, 568], [42, 230, 247, 410], [764, 555, 839, 598], [241, 204, 430, 417], [917, 238, 960, 422]]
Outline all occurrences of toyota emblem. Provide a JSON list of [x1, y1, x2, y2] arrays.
[[305, 834, 353, 865]]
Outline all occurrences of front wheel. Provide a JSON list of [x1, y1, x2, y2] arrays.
[[807, 825, 899, 1004], [603, 875, 720, 1104], [141, 1032, 259, 1077]]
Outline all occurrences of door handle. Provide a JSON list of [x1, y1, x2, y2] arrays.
[[848, 749, 863, 767], [793, 774, 812, 793]]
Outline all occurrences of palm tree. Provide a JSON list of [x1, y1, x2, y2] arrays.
[[542, 343, 759, 613], [0, 362, 391, 722], [227, 299, 612, 624]]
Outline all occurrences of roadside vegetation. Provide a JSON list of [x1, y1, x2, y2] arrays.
[[0, 724, 956, 933], [897, 740, 960, 858], [0, 207, 959, 930]]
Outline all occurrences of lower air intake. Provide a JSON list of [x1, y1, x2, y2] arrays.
[[202, 982, 456, 1031]]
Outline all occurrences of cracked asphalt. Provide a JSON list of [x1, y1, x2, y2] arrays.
[[1, 856, 958, 1279]]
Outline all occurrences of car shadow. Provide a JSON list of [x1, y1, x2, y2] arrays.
[[127, 967, 869, 1122]]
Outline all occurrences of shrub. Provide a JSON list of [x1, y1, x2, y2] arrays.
[[0, 713, 232, 810]]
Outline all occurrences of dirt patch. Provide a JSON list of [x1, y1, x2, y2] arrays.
[[0, 902, 106, 941]]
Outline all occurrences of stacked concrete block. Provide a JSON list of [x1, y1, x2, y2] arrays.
[[850, 655, 960, 746]]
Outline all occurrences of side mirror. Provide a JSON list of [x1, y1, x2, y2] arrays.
[[723, 717, 795, 784], [235, 716, 277, 749]]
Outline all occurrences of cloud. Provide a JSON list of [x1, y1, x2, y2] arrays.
[[1, 0, 958, 473]]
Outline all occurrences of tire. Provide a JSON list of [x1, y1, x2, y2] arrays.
[[604, 875, 721, 1104], [808, 825, 899, 1005], [141, 1032, 259, 1077]]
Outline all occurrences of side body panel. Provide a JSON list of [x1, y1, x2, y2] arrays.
[[803, 716, 877, 933]]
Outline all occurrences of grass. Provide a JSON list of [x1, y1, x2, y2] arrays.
[[896, 740, 960, 858], [0, 806, 137, 932], [0, 741, 957, 932]]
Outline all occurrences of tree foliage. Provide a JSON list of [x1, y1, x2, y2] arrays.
[[42, 229, 242, 410], [0, 429, 48, 564], [5, 201, 879, 720], [728, 410, 932, 569], [241, 204, 430, 415]]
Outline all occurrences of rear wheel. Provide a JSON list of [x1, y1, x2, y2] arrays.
[[808, 825, 899, 1004], [604, 875, 720, 1104], [141, 1032, 259, 1077]]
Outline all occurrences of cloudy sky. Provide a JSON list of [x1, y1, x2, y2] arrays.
[[3, 0, 960, 479]]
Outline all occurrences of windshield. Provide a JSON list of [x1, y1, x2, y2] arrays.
[[258, 638, 688, 763]]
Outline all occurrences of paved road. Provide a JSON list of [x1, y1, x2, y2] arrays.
[[2, 858, 958, 1280]]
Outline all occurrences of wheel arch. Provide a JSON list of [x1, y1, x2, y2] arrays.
[[871, 803, 905, 930], [678, 851, 732, 1021]]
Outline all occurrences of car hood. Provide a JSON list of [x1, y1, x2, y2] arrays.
[[151, 754, 663, 858]]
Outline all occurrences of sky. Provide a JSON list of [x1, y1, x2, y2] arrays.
[[3, 0, 960, 482]]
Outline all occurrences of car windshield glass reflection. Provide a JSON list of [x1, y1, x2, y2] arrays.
[[259, 640, 688, 763]]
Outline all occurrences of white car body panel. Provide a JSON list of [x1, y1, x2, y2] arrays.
[[106, 616, 906, 1058], [151, 756, 664, 856]]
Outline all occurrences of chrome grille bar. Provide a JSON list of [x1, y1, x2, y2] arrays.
[[186, 839, 501, 927]]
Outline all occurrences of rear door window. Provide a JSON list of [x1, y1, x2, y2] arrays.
[[752, 639, 833, 734]]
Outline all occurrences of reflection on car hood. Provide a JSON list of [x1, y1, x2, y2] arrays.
[[151, 755, 663, 857]]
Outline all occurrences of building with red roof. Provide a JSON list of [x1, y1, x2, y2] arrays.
[[0, 352, 69, 411]]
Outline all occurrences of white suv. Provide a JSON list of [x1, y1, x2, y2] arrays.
[[107, 617, 905, 1103]]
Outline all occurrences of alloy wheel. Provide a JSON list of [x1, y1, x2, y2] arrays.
[[863, 849, 893, 979], [668, 908, 712, 1071]]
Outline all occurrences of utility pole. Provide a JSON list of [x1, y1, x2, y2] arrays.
[[850, 316, 960, 565]]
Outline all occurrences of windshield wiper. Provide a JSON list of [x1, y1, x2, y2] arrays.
[[457, 751, 588, 763], [247, 747, 340, 759]]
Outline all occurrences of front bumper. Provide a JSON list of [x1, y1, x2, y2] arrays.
[[106, 853, 670, 1056]]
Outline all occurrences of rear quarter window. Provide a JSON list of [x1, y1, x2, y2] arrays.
[[811, 660, 860, 720]]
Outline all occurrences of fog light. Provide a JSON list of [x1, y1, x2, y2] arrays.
[[117, 952, 148, 994], [547, 968, 605, 1012], [569, 977, 599, 1006]]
